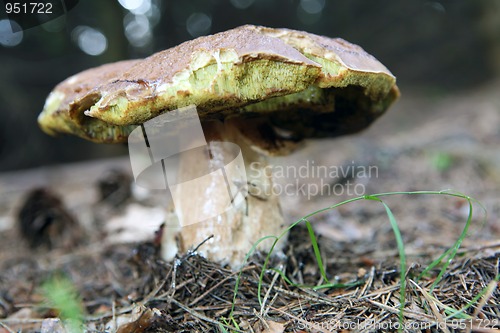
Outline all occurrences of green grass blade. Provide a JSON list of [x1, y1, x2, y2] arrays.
[[218, 322, 229, 333], [429, 200, 473, 291], [365, 195, 407, 330], [231, 235, 278, 317], [305, 219, 329, 284], [417, 197, 474, 291]]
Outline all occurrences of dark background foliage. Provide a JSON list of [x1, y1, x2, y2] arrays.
[[1, 0, 499, 171]]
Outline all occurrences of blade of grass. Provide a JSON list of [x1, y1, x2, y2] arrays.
[[231, 235, 277, 318], [364, 195, 406, 330], [267, 267, 363, 290], [419, 197, 472, 292], [218, 322, 229, 333], [305, 219, 329, 284]]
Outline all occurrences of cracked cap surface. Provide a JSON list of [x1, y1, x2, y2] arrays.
[[38, 25, 399, 146]]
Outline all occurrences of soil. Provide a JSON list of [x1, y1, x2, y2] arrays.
[[1, 81, 499, 332]]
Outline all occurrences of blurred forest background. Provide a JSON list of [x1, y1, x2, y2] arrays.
[[0, 0, 499, 171]]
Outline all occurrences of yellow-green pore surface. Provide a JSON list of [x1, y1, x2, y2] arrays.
[[38, 25, 399, 144]]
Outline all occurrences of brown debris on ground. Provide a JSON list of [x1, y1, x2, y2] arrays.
[[0, 229, 498, 332]]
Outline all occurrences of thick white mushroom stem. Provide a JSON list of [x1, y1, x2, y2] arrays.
[[161, 118, 286, 267]]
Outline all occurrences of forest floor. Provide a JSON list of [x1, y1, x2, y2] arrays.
[[0, 81, 499, 332]]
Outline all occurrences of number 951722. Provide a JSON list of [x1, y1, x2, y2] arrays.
[[5, 2, 53, 14]]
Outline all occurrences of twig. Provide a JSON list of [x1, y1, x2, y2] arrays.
[[260, 269, 280, 316], [271, 306, 336, 333], [170, 297, 245, 332], [188, 265, 256, 307], [0, 321, 16, 333], [367, 299, 436, 322], [410, 279, 451, 333], [359, 266, 375, 297]]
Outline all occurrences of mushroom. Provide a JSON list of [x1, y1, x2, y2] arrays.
[[38, 25, 399, 267]]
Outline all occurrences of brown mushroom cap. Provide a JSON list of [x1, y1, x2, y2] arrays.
[[38, 59, 140, 142], [38, 25, 399, 146]]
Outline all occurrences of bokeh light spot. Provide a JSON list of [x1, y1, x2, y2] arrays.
[[124, 14, 152, 47], [0, 19, 23, 47], [118, 0, 144, 11], [186, 12, 211, 37], [72, 26, 107, 56], [130, 0, 151, 15]]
